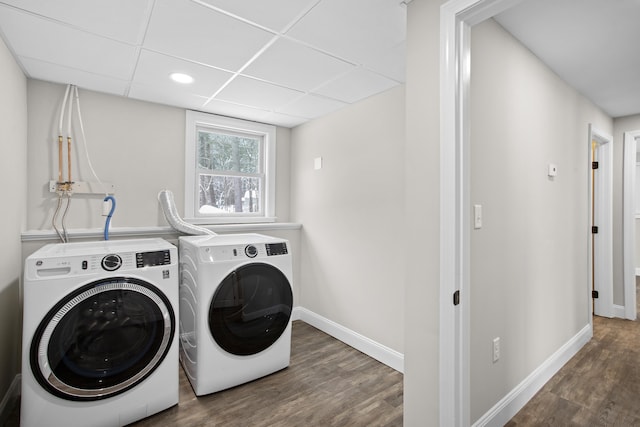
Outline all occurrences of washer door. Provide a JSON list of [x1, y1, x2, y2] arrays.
[[208, 263, 293, 356], [30, 277, 175, 401]]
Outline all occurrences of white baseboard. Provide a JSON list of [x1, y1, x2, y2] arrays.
[[636, 268, 640, 276], [472, 324, 592, 427], [292, 307, 404, 373], [0, 374, 20, 426]]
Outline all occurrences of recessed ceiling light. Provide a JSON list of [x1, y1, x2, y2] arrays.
[[170, 73, 194, 84]]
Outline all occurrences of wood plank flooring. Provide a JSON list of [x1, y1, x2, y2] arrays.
[[8, 321, 403, 427], [507, 280, 640, 426]]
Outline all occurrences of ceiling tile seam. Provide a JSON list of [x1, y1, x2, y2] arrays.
[[278, 0, 324, 34], [202, 34, 283, 108], [189, 0, 278, 35], [223, 69, 356, 108], [204, 99, 272, 115], [16, 53, 130, 91], [0, 2, 138, 46], [278, 33, 362, 69], [359, 64, 405, 84], [135, 47, 239, 77], [125, 0, 158, 97], [272, 92, 347, 119]]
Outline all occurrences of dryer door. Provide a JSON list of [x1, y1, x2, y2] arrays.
[[209, 262, 293, 356], [30, 277, 175, 401]]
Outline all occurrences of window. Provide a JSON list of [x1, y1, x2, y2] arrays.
[[185, 111, 276, 223]]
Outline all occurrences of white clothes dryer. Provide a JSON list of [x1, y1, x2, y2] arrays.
[[179, 234, 293, 396], [22, 238, 179, 427]]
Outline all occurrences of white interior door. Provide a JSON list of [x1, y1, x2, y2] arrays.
[[589, 125, 613, 318], [623, 130, 639, 320]]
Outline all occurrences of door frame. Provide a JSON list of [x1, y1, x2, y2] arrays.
[[623, 130, 640, 320], [589, 125, 614, 318], [439, 0, 525, 425]]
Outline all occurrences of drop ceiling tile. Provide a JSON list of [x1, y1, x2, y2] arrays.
[[196, 0, 318, 32], [286, 0, 406, 67], [0, 0, 153, 43], [144, 0, 275, 72], [242, 37, 354, 92], [215, 76, 303, 111], [314, 67, 398, 103], [365, 41, 406, 82], [277, 93, 346, 119], [201, 98, 271, 123], [129, 83, 211, 111], [0, 5, 137, 79], [133, 50, 232, 97], [19, 56, 130, 96], [261, 112, 307, 128]]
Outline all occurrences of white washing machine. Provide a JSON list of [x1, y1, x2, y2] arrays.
[[179, 233, 293, 396], [22, 238, 179, 427]]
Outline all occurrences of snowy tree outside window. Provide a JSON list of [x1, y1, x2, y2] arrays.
[[185, 111, 276, 223]]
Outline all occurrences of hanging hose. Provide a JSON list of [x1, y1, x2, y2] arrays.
[[52, 194, 65, 242], [58, 85, 70, 185], [74, 86, 108, 196], [103, 196, 116, 240], [61, 193, 72, 243], [66, 86, 73, 185], [158, 190, 216, 236]]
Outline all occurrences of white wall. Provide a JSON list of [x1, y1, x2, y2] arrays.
[[403, 0, 443, 424], [0, 36, 27, 412], [290, 86, 406, 354], [469, 19, 612, 421], [25, 80, 292, 231]]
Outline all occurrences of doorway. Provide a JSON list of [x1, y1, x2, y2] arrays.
[[440, 0, 610, 425], [623, 130, 640, 320], [589, 125, 613, 318]]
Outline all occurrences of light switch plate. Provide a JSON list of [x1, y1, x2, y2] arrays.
[[473, 204, 482, 229]]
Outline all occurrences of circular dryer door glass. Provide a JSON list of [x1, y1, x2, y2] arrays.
[[30, 277, 175, 401], [209, 263, 293, 356]]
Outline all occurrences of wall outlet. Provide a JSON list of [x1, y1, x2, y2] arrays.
[[492, 337, 500, 363]]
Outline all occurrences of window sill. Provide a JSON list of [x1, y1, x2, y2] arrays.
[[186, 216, 277, 225], [21, 222, 302, 242]]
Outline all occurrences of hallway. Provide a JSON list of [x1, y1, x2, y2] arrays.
[[508, 281, 640, 425]]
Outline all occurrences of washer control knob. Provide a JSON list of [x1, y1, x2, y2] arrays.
[[245, 245, 258, 258], [101, 254, 122, 271]]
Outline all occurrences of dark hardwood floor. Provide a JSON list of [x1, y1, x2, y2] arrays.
[[7, 321, 403, 427], [507, 280, 640, 426], [12, 287, 640, 427]]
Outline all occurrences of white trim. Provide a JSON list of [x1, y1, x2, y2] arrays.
[[0, 374, 20, 426], [293, 307, 404, 373], [184, 110, 276, 223], [440, 1, 526, 425], [590, 125, 614, 318], [623, 131, 640, 320], [21, 223, 302, 242], [471, 324, 592, 427]]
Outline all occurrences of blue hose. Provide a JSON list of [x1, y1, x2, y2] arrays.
[[103, 196, 116, 240]]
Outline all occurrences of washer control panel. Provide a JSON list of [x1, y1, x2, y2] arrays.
[[244, 245, 258, 258], [135, 250, 172, 268], [101, 254, 122, 271], [265, 242, 288, 256]]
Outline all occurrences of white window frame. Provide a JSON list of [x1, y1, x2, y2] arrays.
[[185, 110, 276, 224]]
